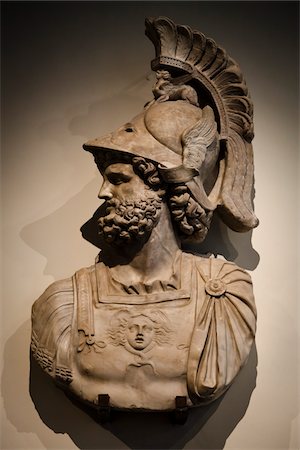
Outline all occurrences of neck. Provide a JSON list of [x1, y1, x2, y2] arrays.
[[101, 202, 181, 285]]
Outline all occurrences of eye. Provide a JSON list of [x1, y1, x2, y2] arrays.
[[107, 173, 131, 185]]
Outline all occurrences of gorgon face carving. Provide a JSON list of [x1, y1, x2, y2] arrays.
[[125, 316, 155, 350], [107, 309, 172, 353]]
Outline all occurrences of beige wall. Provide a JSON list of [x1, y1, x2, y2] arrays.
[[1, 2, 299, 449]]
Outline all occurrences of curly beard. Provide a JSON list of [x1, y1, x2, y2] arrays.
[[98, 195, 163, 246]]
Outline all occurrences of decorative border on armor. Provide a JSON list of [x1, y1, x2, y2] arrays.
[[151, 56, 193, 73], [55, 366, 73, 384], [33, 346, 54, 372], [31, 338, 73, 383], [31, 332, 38, 353], [74, 270, 95, 348], [31, 332, 54, 372]]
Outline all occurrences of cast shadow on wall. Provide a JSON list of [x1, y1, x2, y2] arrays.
[[29, 344, 257, 450]]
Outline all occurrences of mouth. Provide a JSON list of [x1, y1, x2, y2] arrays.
[[104, 199, 118, 213]]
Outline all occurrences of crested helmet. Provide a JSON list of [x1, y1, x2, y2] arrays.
[[83, 16, 258, 233]]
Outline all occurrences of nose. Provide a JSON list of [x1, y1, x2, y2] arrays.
[[136, 325, 143, 336], [98, 180, 113, 200]]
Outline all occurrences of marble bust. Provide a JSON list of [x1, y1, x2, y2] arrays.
[[31, 17, 258, 416]]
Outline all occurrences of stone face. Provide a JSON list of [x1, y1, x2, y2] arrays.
[[31, 16, 258, 414]]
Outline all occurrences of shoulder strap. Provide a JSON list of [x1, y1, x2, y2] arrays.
[[74, 268, 95, 350]]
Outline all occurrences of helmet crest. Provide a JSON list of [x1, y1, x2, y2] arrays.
[[84, 16, 258, 233]]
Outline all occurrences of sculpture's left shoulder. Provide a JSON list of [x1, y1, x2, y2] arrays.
[[192, 254, 256, 314], [187, 254, 257, 404], [193, 252, 252, 277]]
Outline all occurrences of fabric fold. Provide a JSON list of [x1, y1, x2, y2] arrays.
[[187, 257, 256, 404]]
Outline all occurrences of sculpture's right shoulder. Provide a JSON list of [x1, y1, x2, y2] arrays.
[[32, 263, 96, 318], [31, 265, 97, 382], [31, 276, 74, 324], [31, 276, 75, 380]]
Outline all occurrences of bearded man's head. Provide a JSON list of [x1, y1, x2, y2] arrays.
[[96, 154, 213, 247]]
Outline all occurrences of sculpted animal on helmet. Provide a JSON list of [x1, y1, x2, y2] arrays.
[[151, 69, 199, 106]]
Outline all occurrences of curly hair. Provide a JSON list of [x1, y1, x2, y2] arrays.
[[168, 185, 213, 243], [131, 157, 212, 243], [131, 156, 165, 192]]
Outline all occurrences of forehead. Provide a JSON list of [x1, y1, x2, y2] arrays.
[[129, 315, 153, 326], [95, 151, 132, 171]]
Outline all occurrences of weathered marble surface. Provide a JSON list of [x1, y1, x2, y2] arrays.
[[31, 16, 258, 414]]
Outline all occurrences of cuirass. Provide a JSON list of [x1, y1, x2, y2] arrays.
[[70, 253, 196, 410], [31, 252, 256, 411]]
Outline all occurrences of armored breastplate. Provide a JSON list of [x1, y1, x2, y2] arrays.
[[31, 253, 256, 412], [70, 252, 196, 410]]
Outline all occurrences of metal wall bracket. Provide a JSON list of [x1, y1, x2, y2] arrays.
[[97, 394, 111, 423], [171, 396, 189, 424]]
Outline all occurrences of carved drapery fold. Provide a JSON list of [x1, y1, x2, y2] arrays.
[[187, 258, 256, 404]]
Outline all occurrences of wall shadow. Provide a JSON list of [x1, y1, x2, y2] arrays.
[[2, 320, 34, 435], [68, 79, 153, 141], [1, 321, 122, 449], [192, 214, 260, 270], [20, 177, 100, 280]]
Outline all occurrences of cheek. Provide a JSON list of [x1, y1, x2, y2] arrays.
[[126, 328, 136, 339], [144, 330, 154, 341], [113, 180, 149, 200]]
